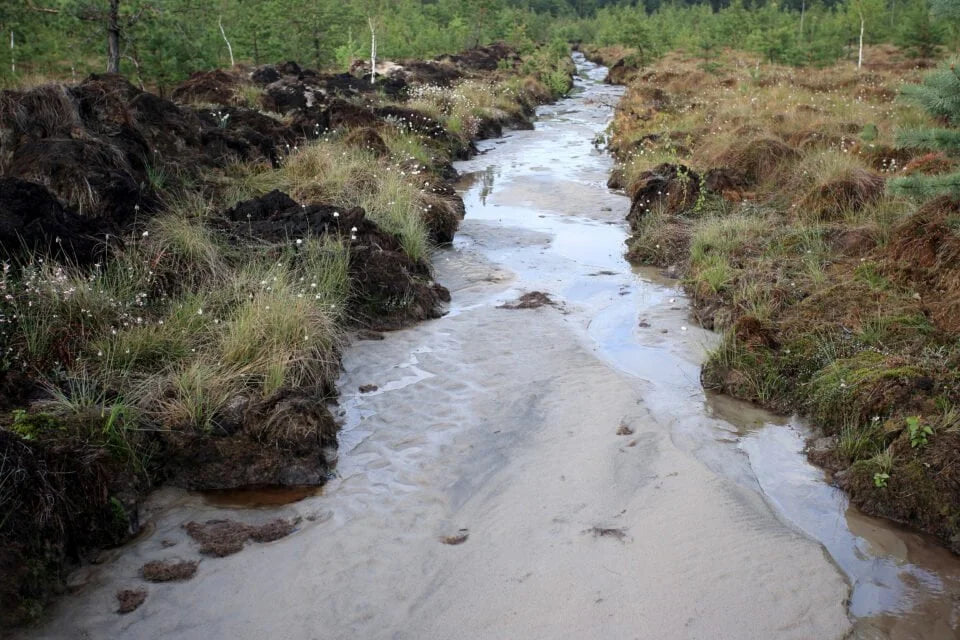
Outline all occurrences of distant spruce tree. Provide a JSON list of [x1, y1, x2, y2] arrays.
[[890, 59, 960, 198], [897, 0, 947, 58]]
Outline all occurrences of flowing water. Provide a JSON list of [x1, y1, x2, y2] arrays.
[[25, 54, 960, 640]]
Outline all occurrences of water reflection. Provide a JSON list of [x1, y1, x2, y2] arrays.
[[455, 164, 498, 205], [739, 420, 960, 638]]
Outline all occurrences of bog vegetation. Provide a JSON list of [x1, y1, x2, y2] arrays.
[[602, 29, 960, 549]]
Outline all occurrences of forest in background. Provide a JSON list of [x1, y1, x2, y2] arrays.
[[2, 0, 958, 92]]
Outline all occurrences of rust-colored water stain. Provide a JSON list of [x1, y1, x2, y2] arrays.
[[200, 485, 322, 508]]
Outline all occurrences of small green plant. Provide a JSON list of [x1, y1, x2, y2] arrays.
[[906, 415, 933, 448], [145, 162, 169, 192], [873, 472, 890, 488], [101, 401, 139, 462], [10, 409, 62, 440]]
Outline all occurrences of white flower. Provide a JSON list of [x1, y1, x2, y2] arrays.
[[296, 239, 303, 245], [141, 231, 149, 238]]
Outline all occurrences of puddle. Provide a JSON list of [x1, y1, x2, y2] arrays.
[[200, 485, 322, 508]]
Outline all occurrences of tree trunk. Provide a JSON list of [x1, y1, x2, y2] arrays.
[[107, 0, 121, 73], [9, 30, 14, 75], [368, 17, 376, 86], [219, 15, 235, 67], [858, 13, 864, 70], [799, 0, 805, 37]]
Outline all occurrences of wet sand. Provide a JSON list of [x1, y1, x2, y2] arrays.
[[22, 55, 960, 640]]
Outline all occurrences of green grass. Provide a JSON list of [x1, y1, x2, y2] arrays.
[[233, 139, 433, 262], [807, 351, 924, 428]]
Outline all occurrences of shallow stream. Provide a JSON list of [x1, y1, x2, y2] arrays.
[[26, 54, 960, 640]]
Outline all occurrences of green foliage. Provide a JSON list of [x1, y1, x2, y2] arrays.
[[898, 0, 947, 57], [893, 58, 960, 197], [9, 410, 62, 441], [889, 170, 960, 197], [901, 61, 960, 126], [873, 471, 890, 487], [906, 415, 934, 447], [3, 0, 957, 87], [0, 0, 571, 87], [895, 126, 960, 153]]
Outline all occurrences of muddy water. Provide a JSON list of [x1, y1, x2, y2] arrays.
[[27, 55, 960, 640]]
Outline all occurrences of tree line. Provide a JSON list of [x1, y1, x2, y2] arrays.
[[1, 0, 958, 91]]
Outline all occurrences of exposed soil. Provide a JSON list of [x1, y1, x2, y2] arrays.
[[115, 589, 146, 614], [440, 531, 469, 545], [141, 560, 197, 582], [497, 291, 554, 309], [183, 518, 299, 557], [588, 526, 629, 542]]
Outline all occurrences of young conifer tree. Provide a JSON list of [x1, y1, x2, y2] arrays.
[[897, 0, 947, 58], [891, 60, 960, 198]]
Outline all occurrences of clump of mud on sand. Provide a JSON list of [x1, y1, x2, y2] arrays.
[[183, 518, 299, 557], [116, 588, 147, 614], [587, 526, 629, 542], [498, 291, 554, 309], [141, 560, 198, 582], [440, 529, 470, 545]]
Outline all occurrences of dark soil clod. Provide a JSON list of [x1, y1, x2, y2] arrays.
[[498, 291, 554, 310], [116, 588, 147, 614], [183, 517, 299, 557], [440, 530, 470, 545], [141, 560, 198, 583], [359, 384, 379, 393], [588, 526, 629, 542]]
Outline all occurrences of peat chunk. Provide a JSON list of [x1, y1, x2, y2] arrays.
[[162, 390, 338, 490], [7, 138, 149, 224], [626, 163, 701, 228], [222, 190, 368, 242], [116, 589, 146, 614], [0, 177, 102, 263], [141, 560, 197, 583], [172, 69, 242, 105], [251, 65, 282, 86]]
